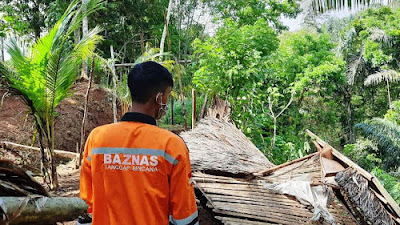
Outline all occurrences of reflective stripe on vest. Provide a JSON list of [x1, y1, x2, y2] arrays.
[[89, 147, 179, 165], [169, 211, 199, 225]]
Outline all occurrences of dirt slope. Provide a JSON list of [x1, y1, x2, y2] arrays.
[[0, 81, 121, 152]]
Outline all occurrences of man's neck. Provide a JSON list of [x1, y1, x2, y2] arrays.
[[130, 102, 155, 119]]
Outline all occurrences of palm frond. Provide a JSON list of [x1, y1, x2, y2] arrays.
[[347, 52, 365, 85], [369, 28, 391, 44], [355, 118, 400, 169], [364, 70, 400, 86]]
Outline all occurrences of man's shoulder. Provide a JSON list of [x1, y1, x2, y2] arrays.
[[152, 126, 183, 142], [88, 123, 120, 137]]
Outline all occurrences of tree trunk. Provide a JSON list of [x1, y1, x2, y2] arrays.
[[1, 37, 4, 62], [49, 118, 58, 190], [0, 197, 87, 225], [177, 69, 187, 130], [386, 79, 392, 109], [140, 32, 144, 54], [343, 85, 355, 143], [271, 117, 277, 150], [35, 120, 49, 186], [200, 93, 208, 119], [171, 98, 174, 125], [160, 0, 173, 56], [81, 0, 89, 79], [110, 45, 118, 123], [74, 29, 80, 45], [78, 57, 95, 167]]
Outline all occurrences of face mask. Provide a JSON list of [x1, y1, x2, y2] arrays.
[[155, 93, 168, 120]]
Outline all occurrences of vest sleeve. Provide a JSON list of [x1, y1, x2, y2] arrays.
[[168, 138, 198, 225], [80, 131, 94, 213]]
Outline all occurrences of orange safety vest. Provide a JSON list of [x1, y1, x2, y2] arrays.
[[80, 112, 198, 225]]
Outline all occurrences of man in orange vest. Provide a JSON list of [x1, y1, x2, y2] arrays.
[[79, 61, 198, 225]]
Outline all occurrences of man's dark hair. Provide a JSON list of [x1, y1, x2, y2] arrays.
[[128, 61, 174, 104]]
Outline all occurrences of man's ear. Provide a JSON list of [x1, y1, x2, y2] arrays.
[[155, 92, 163, 104]]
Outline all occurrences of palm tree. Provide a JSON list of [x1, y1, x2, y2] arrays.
[[364, 69, 400, 108], [0, 0, 103, 189], [355, 118, 400, 170]]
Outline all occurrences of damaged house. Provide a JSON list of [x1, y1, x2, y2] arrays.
[[181, 101, 400, 225]]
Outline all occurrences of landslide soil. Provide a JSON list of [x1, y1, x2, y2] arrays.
[[0, 80, 120, 151]]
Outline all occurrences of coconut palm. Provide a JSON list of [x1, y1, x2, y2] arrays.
[[0, 0, 103, 189], [355, 118, 400, 170]]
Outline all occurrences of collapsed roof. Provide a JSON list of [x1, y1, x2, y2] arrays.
[[181, 113, 400, 225]]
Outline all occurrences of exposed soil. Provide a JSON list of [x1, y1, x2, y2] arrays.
[[0, 80, 121, 152]]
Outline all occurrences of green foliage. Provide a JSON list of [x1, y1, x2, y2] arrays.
[[0, 0, 55, 38], [193, 17, 346, 164], [343, 139, 382, 171], [355, 118, 400, 170], [203, 0, 300, 29], [385, 101, 400, 125], [0, 0, 103, 188], [372, 167, 400, 205], [193, 19, 278, 97]]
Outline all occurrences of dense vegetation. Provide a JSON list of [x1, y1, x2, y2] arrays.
[[1, 0, 399, 201]]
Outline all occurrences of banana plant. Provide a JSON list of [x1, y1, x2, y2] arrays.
[[0, 0, 103, 189]]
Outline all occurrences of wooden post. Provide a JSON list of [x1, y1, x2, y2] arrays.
[[110, 45, 118, 123], [192, 89, 196, 129]]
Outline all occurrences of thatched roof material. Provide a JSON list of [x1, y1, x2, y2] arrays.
[[336, 168, 396, 225], [181, 117, 273, 175]]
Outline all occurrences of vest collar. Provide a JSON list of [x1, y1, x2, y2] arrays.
[[121, 112, 157, 126]]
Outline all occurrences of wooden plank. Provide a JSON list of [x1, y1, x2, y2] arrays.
[[320, 157, 345, 176], [254, 153, 318, 176], [207, 193, 308, 208], [372, 177, 400, 217], [306, 130, 400, 219], [200, 187, 302, 205], [212, 204, 311, 225], [331, 150, 373, 180], [215, 216, 276, 225], [210, 197, 311, 213], [306, 130, 373, 180]]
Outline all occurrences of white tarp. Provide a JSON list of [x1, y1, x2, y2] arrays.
[[262, 176, 336, 224]]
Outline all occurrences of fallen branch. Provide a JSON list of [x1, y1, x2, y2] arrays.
[[1, 141, 78, 159]]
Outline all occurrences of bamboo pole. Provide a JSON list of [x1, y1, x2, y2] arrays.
[[0, 197, 87, 225]]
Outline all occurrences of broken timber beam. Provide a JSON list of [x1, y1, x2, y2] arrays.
[[0, 197, 87, 225], [305, 129, 400, 219]]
